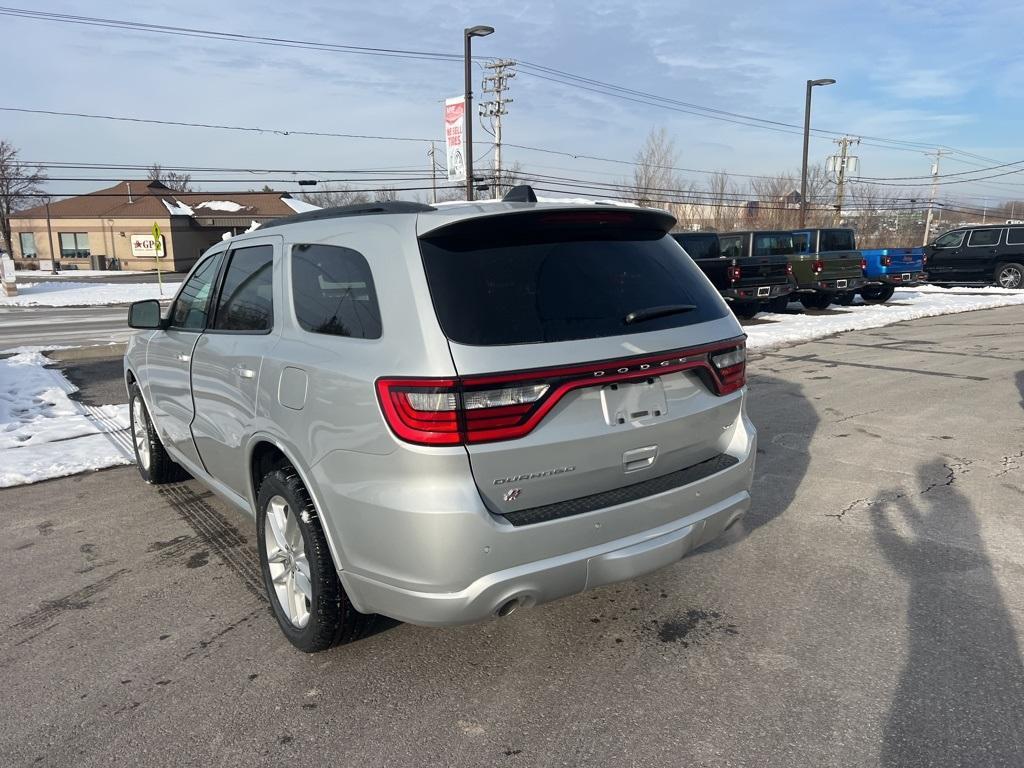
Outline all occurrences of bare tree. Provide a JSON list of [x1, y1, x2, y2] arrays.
[[0, 140, 47, 258], [495, 161, 526, 197], [706, 171, 738, 231], [296, 183, 370, 208], [147, 163, 193, 192], [628, 127, 681, 208], [373, 186, 398, 202]]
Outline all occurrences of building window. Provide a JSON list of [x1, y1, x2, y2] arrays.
[[59, 232, 90, 259], [19, 232, 37, 259]]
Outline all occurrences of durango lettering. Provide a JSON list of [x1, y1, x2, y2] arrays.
[[493, 466, 576, 486]]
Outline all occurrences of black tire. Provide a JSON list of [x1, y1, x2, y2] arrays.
[[128, 382, 186, 484], [995, 262, 1024, 289], [732, 301, 760, 320], [860, 283, 896, 304], [256, 468, 377, 652], [799, 292, 832, 310], [765, 296, 791, 313], [833, 291, 855, 306]]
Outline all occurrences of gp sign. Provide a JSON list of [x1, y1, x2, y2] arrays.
[[130, 234, 166, 257]]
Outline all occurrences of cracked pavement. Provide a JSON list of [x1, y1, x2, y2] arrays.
[[2, 305, 1023, 767]]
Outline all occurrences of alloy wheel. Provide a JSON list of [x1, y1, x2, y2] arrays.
[[998, 266, 1022, 289], [264, 495, 312, 628], [132, 398, 151, 471]]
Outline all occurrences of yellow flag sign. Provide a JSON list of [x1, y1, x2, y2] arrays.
[[152, 222, 163, 255]]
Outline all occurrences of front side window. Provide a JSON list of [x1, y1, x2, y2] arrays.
[[292, 244, 382, 339], [720, 235, 743, 259], [933, 231, 964, 248], [19, 232, 37, 258], [820, 229, 855, 251], [58, 232, 90, 258], [753, 233, 796, 257], [171, 252, 224, 330], [967, 228, 1001, 247], [213, 245, 274, 332]]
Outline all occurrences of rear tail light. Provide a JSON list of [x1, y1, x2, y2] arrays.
[[861, 257, 868, 270], [727, 265, 742, 282], [812, 259, 824, 274], [881, 255, 891, 266], [377, 339, 747, 445], [786, 262, 794, 276], [922, 254, 928, 266]]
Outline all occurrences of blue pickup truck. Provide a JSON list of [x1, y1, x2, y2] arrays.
[[859, 247, 928, 303]]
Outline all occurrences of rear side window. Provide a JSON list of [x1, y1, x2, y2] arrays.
[[753, 233, 796, 257], [291, 244, 382, 339], [1007, 228, 1024, 245], [673, 233, 720, 260], [820, 229, 855, 251], [420, 216, 728, 346], [720, 235, 743, 259], [213, 244, 274, 332], [792, 232, 811, 253], [967, 228, 1001, 247]]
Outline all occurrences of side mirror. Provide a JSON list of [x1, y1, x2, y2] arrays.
[[128, 299, 164, 329]]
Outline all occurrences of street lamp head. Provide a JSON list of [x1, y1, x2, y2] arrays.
[[810, 78, 837, 87], [465, 25, 495, 38]]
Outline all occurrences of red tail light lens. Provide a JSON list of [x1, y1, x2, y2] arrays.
[[881, 255, 891, 266], [861, 257, 867, 270], [727, 265, 742, 282], [377, 339, 747, 445], [812, 259, 824, 274], [786, 262, 794, 276], [922, 254, 928, 266]]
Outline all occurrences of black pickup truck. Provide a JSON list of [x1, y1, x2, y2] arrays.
[[672, 231, 794, 318]]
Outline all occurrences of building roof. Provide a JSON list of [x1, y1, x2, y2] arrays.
[[12, 180, 301, 221]]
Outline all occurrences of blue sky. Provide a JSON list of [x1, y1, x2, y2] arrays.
[[3, 0, 1023, 206]]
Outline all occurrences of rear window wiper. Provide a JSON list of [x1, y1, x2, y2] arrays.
[[623, 304, 697, 325]]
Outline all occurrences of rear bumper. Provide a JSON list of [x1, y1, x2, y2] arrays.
[[324, 412, 757, 627], [722, 283, 793, 302], [796, 277, 867, 293], [870, 271, 928, 286]]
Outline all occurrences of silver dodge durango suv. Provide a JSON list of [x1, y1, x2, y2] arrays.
[[124, 190, 756, 652]]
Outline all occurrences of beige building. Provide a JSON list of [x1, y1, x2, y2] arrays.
[[10, 180, 309, 272]]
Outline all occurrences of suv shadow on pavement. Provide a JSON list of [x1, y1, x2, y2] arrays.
[[697, 373, 818, 552], [1016, 369, 1024, 412], [871, 458, 1024, 766]]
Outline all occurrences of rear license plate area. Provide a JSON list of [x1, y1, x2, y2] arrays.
[[902, 273, 911, 281], [836, 279, 848, 289], [600, 379, 669, 426], [756, 286, 771, 297]]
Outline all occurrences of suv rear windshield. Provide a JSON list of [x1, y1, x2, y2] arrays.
[[672, 233, 720, 260], [753, 233, 796, 257], [420, 213, 728, 346]]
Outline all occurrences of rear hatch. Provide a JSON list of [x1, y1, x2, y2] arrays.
[[742, 233, 794, 287], [406, 208, 746, 518], [884, 247, 925, 273], [819, 250, 864, 280]]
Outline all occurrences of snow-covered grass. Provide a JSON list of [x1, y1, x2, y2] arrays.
[[0, 352, 132, 487], [15, 270, 148, 278], [0, 280, 180, 307], [745, 287, 1024, 351]]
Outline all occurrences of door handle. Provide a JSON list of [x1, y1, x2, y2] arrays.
[[234, 366, 256, 379], [176, 353, 191, 363]]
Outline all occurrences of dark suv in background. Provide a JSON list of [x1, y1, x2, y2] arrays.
[[673, 231, 793, 318], [925, 224, 1024, 289]]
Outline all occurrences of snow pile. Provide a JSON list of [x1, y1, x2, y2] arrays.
[[0, 281, 181, 307], [281, 197, 321, 214], [15, 270, 147, 278], [0, 352, 133, 487], [746, 288, 1024, 351], [163, 199, 194, 216], [196, 200, 244, 212]]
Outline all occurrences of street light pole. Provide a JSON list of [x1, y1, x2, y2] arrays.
[[800, 78, 836, 228], [463, 25, 494, 202]]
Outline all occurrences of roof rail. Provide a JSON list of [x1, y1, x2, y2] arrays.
[[502, 184, 538, 203], [260, 200, 436, 229]]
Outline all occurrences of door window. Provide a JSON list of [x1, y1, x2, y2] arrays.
[[720, 236, 743, 259], [933, 231, 964, 248], [170, 252, 224, 330], [967, 229, 1000, 247], [292, 244, 382, 339], [213, 245, 274, 332]]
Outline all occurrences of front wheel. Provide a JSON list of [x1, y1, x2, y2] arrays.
[[799, 292, 832, 310], [996, 262, 1024, 289], [860, 284, 896, 304], [256, 468, 377, 652]]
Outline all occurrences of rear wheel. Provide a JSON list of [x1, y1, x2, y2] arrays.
[[860, 284, 896, 304], [799, 292, 832, 310], [256, 468, 377, 652], [996, 262, 1023, 289], [766, 296, 791, 313], [128, 382, 186, 484], [732, 301, 760, 319]]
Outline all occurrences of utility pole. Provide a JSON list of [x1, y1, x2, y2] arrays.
[[428, 142, 438, 204], [828, 136, 860, 225], [922, 149, 945, 245], [480, 59, 516, 199]]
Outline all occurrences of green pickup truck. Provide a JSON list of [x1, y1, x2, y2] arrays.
[[790, 228, 868, 309]]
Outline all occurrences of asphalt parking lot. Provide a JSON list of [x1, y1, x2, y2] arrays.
[[3, 305, 1023, 768]]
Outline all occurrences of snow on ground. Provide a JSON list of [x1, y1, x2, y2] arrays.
[[0, 352, 132, 487], [746, 287, 1024, 351], [0, 280, 180, 307], [15, 270, 147, 278]]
